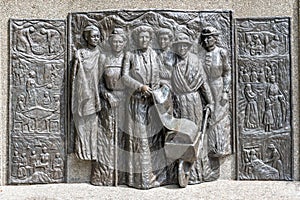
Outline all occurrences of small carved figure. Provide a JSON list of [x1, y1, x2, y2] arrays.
[[265, 62, 273, 82], [40, 147, 50, 170], [243, 150, 253, 175], [267, 76, 286, 129], [30, 150, 38, 169], [40, 28, 62, 54], [15, 94, 34, 132], [244, 84, 259, 129], [199, 26, 231, 157], [250, 69, 258, 82], [17, 152, 28, 179], [171, 32, 214, 184], [257, 68, 266, 83], [72, 25, 103, 160], [53, 94, 60, 113], [52, 153, 64, 180], [26, 150, 38, 176], [242, 69, 250, 82], [238, 67, 244, 83], [16, 94, 26, 112], [42, 91, 51, 108], [26, 70, 40, 106], [263, 99, 274, 132], [15, 26, 35, 54], [249, 34, 263, 56], [265, 144, 283, 179], [12, 151, 21, 177], [266, 34, 280, 54], [12, 56, 24, 86]]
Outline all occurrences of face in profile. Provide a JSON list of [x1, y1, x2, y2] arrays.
[[86, 30, 100, 47], [158, 34, 170, 50], [138, 31, 151, 50], [203, 35, 217, 49], [176, 43, 190, 57], [111, 35, 125, 53]]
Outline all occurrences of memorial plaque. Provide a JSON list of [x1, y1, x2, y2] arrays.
[[8, 9, 294, 189], [68, 10, 233, 189], [236, 18, 292, 180], [9, 19, 66, 184]]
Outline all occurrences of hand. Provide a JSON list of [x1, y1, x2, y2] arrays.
[[205, 104, 214, 114], [220, 92, 229, 106], [141, 85, 152, 96], [74, 47, 81, 61], [104, 92, 109, 100]]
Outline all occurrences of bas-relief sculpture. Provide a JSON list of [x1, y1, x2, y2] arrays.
[[8, 10, 293, 189], [69, 10, 233, 189], [9, 19, 66, 184], [236, 18, 292, 180]]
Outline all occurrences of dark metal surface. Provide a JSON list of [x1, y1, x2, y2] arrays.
[[9, 19, 66, 184], [69, 10, 233, 189], [8, 10, 292, 189], [235, 17, 292, 180]]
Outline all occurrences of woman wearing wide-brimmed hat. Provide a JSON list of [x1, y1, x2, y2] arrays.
[[199, 26, 232, 159], [171, 32, 214, 185]]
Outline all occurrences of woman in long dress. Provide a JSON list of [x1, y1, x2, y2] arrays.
[[171, 32, 214, 184], [244, 84, 259, 129], [91, 28, 127, 186], [122, 25, 166, 189], [267, 75, 287, 129], [199, 27, 232, 157], [72, 25, 103, 161]]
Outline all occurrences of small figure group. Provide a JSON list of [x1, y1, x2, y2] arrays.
[[243, 75, 287, 132], [14, 70, 61, 133], [243, 144, 283, 180], [14, 24, 63, 55], [12, 147, 63, 181]]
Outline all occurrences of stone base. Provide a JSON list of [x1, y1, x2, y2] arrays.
[[0, 181, 299, 199]]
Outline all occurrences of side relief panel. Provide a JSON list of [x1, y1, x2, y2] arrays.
[[9, 19, 66, 184], [236, 18, 292, 180]]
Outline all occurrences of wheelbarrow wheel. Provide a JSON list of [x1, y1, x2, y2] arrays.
[[178, 159, 190, 187]]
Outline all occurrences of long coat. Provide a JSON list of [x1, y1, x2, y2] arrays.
[[121, 47, 166, 189], [171, 52, 214, 184]]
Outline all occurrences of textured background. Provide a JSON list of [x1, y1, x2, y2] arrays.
[[0, 0, 298, 186]]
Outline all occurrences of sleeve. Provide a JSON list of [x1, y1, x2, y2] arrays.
[[98, 54, 107, 97], [197, 56, 214, 105], [220, 48, 231, 93], [122, 52, 143, 91], [200, 81, 214, 105]]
